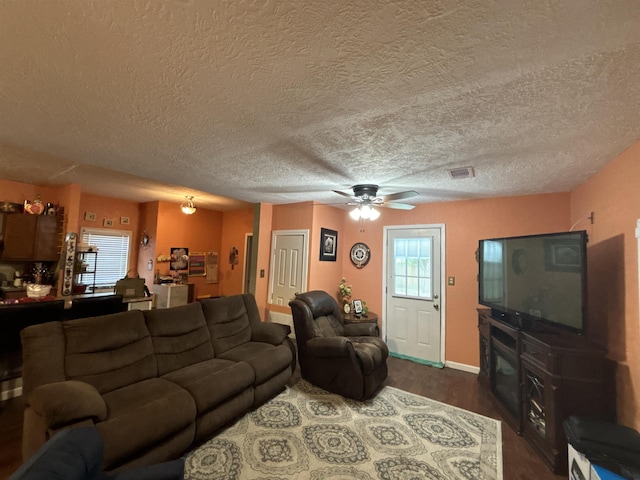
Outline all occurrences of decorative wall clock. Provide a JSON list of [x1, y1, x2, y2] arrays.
[[350, 242, 371, 268]]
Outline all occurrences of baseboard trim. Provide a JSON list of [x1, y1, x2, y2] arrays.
[[445, 361, 480, 374], [389, 352, 444, 368]]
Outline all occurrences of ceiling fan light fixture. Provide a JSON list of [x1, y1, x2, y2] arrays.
[[360, 205, 372, 219], [349, 204, 380, 221], [180, 195, 196, 215]]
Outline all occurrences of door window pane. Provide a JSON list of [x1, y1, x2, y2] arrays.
[[393, 236, 432, 299]]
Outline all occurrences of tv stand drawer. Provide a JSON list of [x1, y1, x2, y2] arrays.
[[521, 337, 552, 371]]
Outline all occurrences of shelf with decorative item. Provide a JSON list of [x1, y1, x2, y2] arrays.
[[338, 277, 369, 316]]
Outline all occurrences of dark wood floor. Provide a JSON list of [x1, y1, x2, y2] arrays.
[[0, 357, 564, 479]]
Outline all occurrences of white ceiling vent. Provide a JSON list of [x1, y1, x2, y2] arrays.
[[448, 167, 475, 180]]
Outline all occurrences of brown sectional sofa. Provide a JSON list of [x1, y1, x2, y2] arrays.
[[20, 293, 295, 473]]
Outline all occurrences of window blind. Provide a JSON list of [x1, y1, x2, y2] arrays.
[[81, 228, 131, 287]]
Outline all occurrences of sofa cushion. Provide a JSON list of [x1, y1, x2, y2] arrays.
[[98, 378, 196, 469], [143, 302, 214, 375], [200, 296, 253, 354], [217, 342, 292, 385], [64, 311, 157, 394], [161, 358, 254, 414]]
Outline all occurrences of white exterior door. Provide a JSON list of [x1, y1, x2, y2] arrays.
[[385, 226, 443, 365], [269, 230, 308, 306]]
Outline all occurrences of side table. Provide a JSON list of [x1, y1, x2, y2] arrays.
[[344, 311, 379, 336]]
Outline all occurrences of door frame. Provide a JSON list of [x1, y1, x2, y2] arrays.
[[382, 224, 446, 365], [242, 233, 253, 294], [268, 229, 309, 305]]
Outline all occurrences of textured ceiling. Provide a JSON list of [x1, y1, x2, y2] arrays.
[[1, 0, 639, 210]]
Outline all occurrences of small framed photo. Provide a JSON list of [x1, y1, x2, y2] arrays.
[[319, 228, 338, 261], [84, 212, 96, 221], [120, 216, 130, 225], [103, 219, 113, 227], [352, 299, 363, 315]]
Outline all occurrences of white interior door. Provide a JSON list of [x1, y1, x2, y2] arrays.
[[269, 230, 308, 306], [385, 226, 443, 365]]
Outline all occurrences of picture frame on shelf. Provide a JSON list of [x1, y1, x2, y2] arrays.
[[319, 228, 338, 261], [352, 299, 363, 315]]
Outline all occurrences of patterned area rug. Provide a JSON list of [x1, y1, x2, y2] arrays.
[[185, 380, 503, 480]]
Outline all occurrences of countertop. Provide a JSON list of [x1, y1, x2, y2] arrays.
[[1, 290, 152, 308]]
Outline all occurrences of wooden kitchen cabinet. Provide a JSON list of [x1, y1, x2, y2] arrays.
[[0, 214, 61, 261]]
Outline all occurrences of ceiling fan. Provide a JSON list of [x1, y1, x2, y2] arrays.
[[333, 184, 419, 221], [333, 184, 419, 209]]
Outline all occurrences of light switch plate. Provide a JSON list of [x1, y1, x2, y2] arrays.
[[448, 276, 455, 285]]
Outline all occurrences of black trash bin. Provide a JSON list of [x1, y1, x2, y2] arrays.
[[564, 416, 640, 480]]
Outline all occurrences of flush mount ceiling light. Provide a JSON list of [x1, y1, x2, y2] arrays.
[[180, 195, 196, 215]]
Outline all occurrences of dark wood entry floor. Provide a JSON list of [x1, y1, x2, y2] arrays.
[[0, 356, 564, 479]]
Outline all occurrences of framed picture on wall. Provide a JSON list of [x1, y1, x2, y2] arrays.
[[206, 251, 219, 284], [188, 252, 206, 276], [170, 247, 189, 271], [320, 228, 338, 261]]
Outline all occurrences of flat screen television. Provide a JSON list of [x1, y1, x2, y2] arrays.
[[478, 230, 588, 334]]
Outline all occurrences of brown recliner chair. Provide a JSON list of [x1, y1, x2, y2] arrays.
[[289, 290, 388, 400]]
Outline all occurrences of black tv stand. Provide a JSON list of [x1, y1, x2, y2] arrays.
[[477, 308, 609, 474]]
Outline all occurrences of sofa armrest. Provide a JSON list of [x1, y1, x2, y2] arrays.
[[28, 381, 107, 429], [306, 337, 353, 358], [251, 322, 291, 345], [343, 322, 379, 337]]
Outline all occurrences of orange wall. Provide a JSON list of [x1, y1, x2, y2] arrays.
[[266, 202, 315, 315], [0, 179, 81, 235], [0, 179, 60, 208], [154, 201, 223, 299], [309, 204, 346, 297], [219, 208, 254, 296], [272, 202, 314, 231], [338, 192, 571, 367], [78, 193, 141, 272], [255, 203, 274, 318], [265, 194, 569, 369], [570, 140, 640, 430], [137, 201, 160, 289]]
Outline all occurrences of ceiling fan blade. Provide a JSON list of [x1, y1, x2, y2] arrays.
[[379, 202, 415, 210], [382, 191, 419, 202], [332, 189, 355, 199]]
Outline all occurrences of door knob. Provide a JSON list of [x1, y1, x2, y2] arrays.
[[434, 304, 439, 311]]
